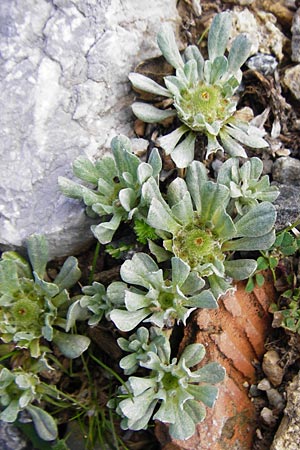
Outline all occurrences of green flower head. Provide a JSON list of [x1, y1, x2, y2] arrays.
[[142, 160, 276, 300], [129, 12, 268, 167], [109, 252, 217, 332], [59, 135, 162, 244], [0, 235, 90, 358], [116, 342, 225, 440]]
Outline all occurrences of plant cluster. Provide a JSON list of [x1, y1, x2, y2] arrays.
[[1, 11, 281, 449]]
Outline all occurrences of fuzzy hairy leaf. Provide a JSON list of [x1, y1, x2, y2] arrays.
[[157, 24, 184, 69]]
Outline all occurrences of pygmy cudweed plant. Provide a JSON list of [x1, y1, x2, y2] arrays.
[[0, 234, 90, 359], [141, 160, 276, 301], [0, 364, 58, 441], [217, 156, 279, 215], [109, 252, 218, 332], [129, 11, 268, 167], [114, 339, 225, 440], [59, 135, 161, 244]]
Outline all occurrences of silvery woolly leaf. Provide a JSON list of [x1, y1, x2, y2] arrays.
[[171, 192, 194, 225], [106, 282, 127, 306], [167, 177, 189, 207], [0, 260, 20, 294], [72, 156, 99, 184], [91, 213, 123, 244], [180, 271, 205, 295], [186, 161, 208, 213], [164, 75, 186, 97], [184, 45, 204, 79], [235, 202, 276, 237], [200, 181, 230, 224], [33, 272, 59, 297], [58, 176, 84, 200], [219, 130, 248, 158], [209, 56, 228, 84], [110, 309, 149, 332], [193, 362, 226, 384], [180, 343, 205, 368], [26, 404, 58, 441], [228, 34, 251, 74], [111, 135, 140, 177], [66, 299, 89, 331], [208, 11, 232, 61], [148, 147, 162, 178], [157, 24, 184, 69], [147, 198, 180, 234], [184, 59, 199, 86], [120, 253, 159, 287], [2, 252, 32, 279], [158, 125, 189, 155], [185, 290, 218, 309], [0, 400, 19, 422], [137, 163, 153, 185], [26, 235, 49, 279], [125, 290, 151, 312], [225, 123, 268, 148], [53, 256, 81, 291], [132, 102, 176, 123], [129, 72, 171, 97], [168, 406, 196, 440], [187, 384, 219, 407], [171, 257, 190, 286], [206, 134, 224, 157], [208, 274, 233, 300], [52, 330, 90, 359], [184, 399, 206, 425], [224, 259, 257, 280], [119, 188, 136, 212], [223, 229, 276, 252], [211, 206, 236, 240], [148, 240, 172, 263], [171, 132, 196, 168]]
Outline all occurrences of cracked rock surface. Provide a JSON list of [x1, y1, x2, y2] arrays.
[[0, 0, 179, 257]]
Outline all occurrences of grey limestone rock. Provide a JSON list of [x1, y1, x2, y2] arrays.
[[0, 0, 179, 258], [273, 183, 300, 230], [272, 157, 300, 186]]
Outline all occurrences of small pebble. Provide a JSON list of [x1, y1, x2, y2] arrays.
[[261, 407, 278, 427], [246, 53, 278, 76], [257, 378, 272, 391], [267, 388, 285, 411], [262, 350, 285, 387]]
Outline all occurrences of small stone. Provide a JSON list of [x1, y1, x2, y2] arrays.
[[262, 350, 285, 387], [261, 407, 278, 427], [246, 53, 278, 76], [267, 388, 285, 411], [273, 183, 300, 230], [258, 378, 272, 391], [283, 65, 300, 100], [272, 157, 300, 186], [292, 8, 300, 62], [249, 384, 262, 397]]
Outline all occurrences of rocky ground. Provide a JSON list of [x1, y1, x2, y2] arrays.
[[2, 0, 300, 449]]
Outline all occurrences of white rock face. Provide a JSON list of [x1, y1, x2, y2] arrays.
[[0, 0, 179, 257]]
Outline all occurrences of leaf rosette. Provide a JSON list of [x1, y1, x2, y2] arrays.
[[217, 157, 279, 215], [59, 135, 162, 244], [0, 235, 90, 358], [115, 342, 225, 440], [0, 366, 58, 441], [142, 160, 276, 300], [109, 252, 217, 332], [129, 12, 268, 167]]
